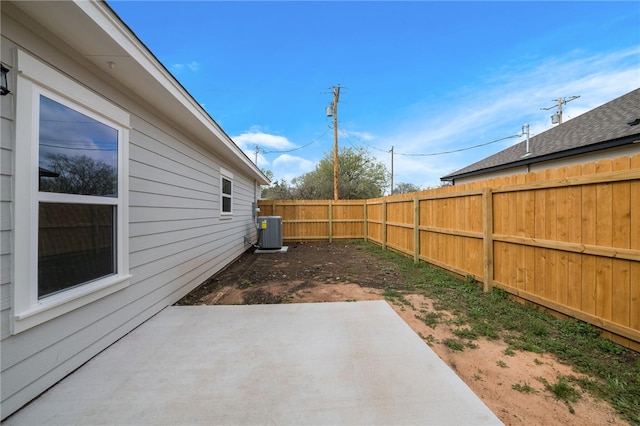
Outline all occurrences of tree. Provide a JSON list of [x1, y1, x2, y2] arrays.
[[40, 153, 117, 196], [261, 168, 274, 182], [292, 147, 388, 200], [392, 182, 422, 195], [261, 178, 294, 199]]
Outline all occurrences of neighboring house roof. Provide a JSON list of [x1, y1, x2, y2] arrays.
[[441, 88, 640, 182], [9, 0, 269, 185]]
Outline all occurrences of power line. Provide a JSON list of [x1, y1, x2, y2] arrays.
[[339, 127, 370, 151], [251, 122, 520, 167], [393, 134, 521, 156], [338, 124, 520, 156], [258, 127, 331, 155]]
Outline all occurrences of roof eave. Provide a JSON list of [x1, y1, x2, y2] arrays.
[[10, 0, 269, 185], [441, 135, 640, 182]]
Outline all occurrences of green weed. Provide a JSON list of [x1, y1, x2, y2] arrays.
[[443, 338, 466, 351], [512, 382, 538, 394], [537, 375, 582, 414], [503, 347, 516, 357], [418, 332, 436, 346], [382, 286, 414, 308], [415, 310, 442, 328]]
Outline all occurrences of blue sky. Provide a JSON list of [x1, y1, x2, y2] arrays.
[[109, 1, 640, 191]]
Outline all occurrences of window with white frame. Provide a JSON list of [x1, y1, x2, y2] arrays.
[[13, 50, 130, 333], [220, 168, 233, 216]]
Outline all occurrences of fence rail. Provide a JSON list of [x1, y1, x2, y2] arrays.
[[258, 154, 640, 350]]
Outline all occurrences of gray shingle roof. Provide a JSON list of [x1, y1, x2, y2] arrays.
[[441, 88, 640, 181]]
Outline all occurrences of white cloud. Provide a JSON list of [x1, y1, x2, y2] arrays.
[[234, 130, 318, 183], [341, 129, 376, 142], [271, 154, 316, 182], [171, 61, 199, 72], [233, 131, 296, 151]]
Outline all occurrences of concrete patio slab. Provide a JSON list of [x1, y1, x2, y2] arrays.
[[4, 301, 502, 425]]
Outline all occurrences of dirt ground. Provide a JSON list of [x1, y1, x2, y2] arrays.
[[177, 241, 628, 426]]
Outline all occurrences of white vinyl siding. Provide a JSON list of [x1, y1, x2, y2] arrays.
[[1, 8, 260, 419], [0, 42, 15, 341], [129, 120, 255, 278]]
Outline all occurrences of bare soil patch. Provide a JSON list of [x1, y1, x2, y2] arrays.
[[177, 241, 629, 426]]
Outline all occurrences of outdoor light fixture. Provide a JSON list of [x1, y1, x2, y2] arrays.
[[0, 65, 9, 96]]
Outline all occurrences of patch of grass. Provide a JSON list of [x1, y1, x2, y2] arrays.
[[534, 358, 544, 366], [473, 321, 500, 340], [443, 338, 465, 352], [415, 310, 442, 328], [503, 347, 516, 357], [238, 279, 253, 289], [282, 293, 294, 303], [382, 286, 414, 308], [496, 360, 508, 368], [418, 332, 436, 346], [355, 240, 640, 424], [512, 382, 538, 394], [453, 327, 477, 340], [450, 316, 467, 326], [537, 375, 582, 414]]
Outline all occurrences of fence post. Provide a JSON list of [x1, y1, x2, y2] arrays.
[[482, 188, 494, 292], [382, 200, 387, 250], [328, 201, 333, 243], [363, 200, 368, 241], [414, 196, 420, 263]]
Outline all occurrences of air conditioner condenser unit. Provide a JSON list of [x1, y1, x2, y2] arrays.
[[257, 216, 283, 250]]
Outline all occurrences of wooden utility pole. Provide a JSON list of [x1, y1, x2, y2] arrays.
[[332, 85, 341, 200], [390, 146, 394, 195], [541, 96, 580, 125]]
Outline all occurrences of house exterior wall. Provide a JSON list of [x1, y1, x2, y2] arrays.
[[451, 144, 639, 185], [1, 7, 259, 419]]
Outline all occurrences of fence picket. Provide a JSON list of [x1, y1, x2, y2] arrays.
[[259, 153, 640, 347]]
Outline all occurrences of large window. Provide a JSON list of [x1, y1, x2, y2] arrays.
[[38, 96, 119, 298], [13, 50, 130, 333]]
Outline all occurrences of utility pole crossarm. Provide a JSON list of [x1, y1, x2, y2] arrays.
[[541, 95, 580, 125]]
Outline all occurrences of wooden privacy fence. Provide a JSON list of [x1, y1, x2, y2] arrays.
[[258, 154, 640, 350]]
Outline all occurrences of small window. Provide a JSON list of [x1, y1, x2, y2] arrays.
[[220, 168, 233, 216]]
